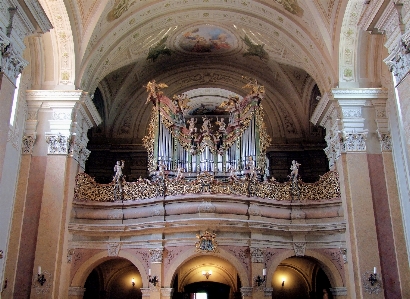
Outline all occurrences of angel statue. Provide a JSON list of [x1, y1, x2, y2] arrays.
[[187, 117, 197, 135], [201, 117, 211, 133], [144, 80, 168, 105], [113, 160, 125, 196], [216, 117, 226, 133], [290, 160, 301, 182]]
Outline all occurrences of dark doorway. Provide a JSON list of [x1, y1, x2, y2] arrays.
[[184, 281, 230, 299]]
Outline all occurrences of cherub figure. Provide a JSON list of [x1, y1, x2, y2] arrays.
[[216, 117, 226, 132], [201, 117, 211, 133], [144, 80, 168, 105], [246, 156, 257, 180], [176, 167, 184, 180], [187, 117, 197, 135], [113, 160, 125, 183], [157, 161, 166, 179], [290, 160, 301, 182], [228, 166, 238, 180]]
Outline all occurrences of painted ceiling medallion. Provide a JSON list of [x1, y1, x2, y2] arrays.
[[176, 25, 237, 54], [196, 231, 218, 253]]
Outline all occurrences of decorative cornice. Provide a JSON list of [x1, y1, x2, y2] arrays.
[[384, 32, 410, 85], [23, 0, 53, 33]]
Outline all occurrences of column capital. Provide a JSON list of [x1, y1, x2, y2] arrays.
[[312, 88, 389, 167], [384, 29, 410, 85]]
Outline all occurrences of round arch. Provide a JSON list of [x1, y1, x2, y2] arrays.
[[266, 249, 344, 289], [163, 247, 251, 288], [70, 250, 149, 288]]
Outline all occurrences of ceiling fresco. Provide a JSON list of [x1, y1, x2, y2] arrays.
[[46, 0, 351, 148]]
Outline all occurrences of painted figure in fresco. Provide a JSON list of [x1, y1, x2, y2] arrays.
[[290, 160, 301, 182]]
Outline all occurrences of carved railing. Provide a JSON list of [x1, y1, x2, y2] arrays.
[[74, 171, 340, 202]]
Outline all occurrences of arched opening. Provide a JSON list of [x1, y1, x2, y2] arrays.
[[83, 258, 143, 299], [271, 256, 333, 299], [171, 255, 241, 299]]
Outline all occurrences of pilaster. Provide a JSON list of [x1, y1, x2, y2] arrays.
[[5, 90, 101, 299], [312, 88, 395, 299], [149, 248, 163, 299]]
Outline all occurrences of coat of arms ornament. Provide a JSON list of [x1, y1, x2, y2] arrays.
[[195, 231, 218, 252]]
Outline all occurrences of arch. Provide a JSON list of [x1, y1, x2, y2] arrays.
[[338, 0, 365, 87], [37, 0, 76, 88], [163, 247, 250, 288], [266, 249, 344, 289], [70, 250, 149, 288]]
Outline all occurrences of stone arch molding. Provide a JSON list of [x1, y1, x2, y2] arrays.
[[38, 0, 75, 88], [70, 250, 149, 288], [339, 0, 365, 86], [266, 249, 345, 289], [163, 247, 251, 288]]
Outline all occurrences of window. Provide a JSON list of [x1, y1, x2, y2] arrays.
[[9, 73, 21, 126]]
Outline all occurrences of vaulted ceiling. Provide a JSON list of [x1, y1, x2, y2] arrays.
[[44, 0, 352, 147]]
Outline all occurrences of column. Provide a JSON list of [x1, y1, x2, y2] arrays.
[[160, 288, 174, 299], [7, 90, 100, 299], [312, 89, 386, 299], [68, 286, 86, 299], [149, 248, 163, 299], [0, 4, 51, 295], [383, 29, 410, 297]]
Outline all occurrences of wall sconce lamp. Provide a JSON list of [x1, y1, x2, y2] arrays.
[[132, 278, 135, 287], [255, 268, 266, 286], [148, 269, 159, 286], [37, 266, 46, 286], [202, 270, 212, 279], [282, 280, 285, 287], [0, 250, 3, 259], [368, 267, 378, 286]]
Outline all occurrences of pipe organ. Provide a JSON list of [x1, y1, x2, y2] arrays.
[[143, 78, 271, 180]]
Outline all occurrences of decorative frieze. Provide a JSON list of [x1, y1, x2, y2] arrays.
[[45, 133, 70, 155], [250, 248, 264, 263], [341, 132, 367, 152], [150, 248, 163, 263]]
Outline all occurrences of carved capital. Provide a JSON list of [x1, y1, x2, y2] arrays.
[[341, 132, 367, 152], [240, 286, 253, 297], [22, 134, 36, 154], [68, 287, 86, 296]]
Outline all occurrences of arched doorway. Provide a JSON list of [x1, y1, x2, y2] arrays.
[[83, 258, 143, 299], [171, 255, 242, 299], [271, 257, 333, 299]]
